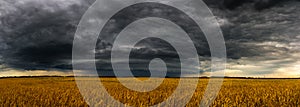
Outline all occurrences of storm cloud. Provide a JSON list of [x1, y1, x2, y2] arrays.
[[0, 0, 92, 70], [0, 0, 300, 77]]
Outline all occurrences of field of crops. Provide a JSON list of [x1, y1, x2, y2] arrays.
[[0, 77, 299, 106]]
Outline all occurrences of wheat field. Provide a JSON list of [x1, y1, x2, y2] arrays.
[[0, 77, 299, 106]]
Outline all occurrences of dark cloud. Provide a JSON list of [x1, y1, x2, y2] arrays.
[[0, 0, 299, 77], [204, 0, 288, 10], [0, 0, 92, 70], [96, 37, 182, 77], [95, 2, 205, 76], [11, 43, 72, 69]]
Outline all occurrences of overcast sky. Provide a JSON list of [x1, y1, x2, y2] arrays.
[[0, 0, 299, 77]]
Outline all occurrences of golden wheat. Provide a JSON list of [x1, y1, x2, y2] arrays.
[[0, 77, 299, 106]]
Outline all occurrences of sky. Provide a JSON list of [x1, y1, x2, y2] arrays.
[[0, 0, 299, 77]]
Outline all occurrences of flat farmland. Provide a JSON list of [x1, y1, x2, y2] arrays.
[[0, 77, 299, 106]]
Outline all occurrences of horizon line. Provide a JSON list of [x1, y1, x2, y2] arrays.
[[1, 75, 300, 79]]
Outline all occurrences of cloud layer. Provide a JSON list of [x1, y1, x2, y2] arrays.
[[0, 0, 92, 70], [0, 0, 299, 77]]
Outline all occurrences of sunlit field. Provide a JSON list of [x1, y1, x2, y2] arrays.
[[0, 77, 299, 106]]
